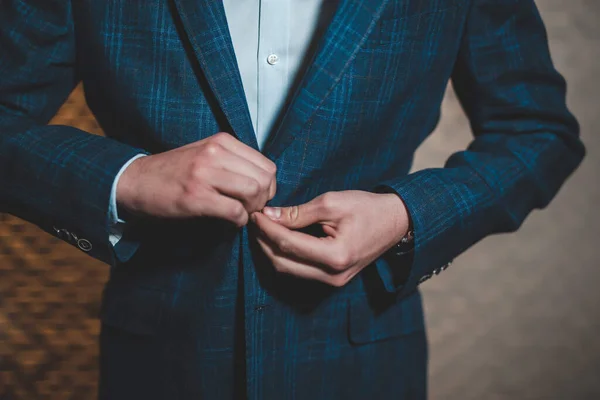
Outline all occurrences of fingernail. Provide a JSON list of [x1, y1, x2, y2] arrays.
[[263, 207, 281, 220], [250, 213, 257, 222]]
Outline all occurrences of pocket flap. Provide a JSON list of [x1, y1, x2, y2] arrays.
[[99, 285, 167, 335], [348, 289, 425, 345]]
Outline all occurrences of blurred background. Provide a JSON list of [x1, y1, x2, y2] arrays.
[[0, 0, 598, 398]]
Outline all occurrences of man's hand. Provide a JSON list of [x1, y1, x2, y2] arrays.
[[116, 132, 277, 226], [250, 190, 410, 287]]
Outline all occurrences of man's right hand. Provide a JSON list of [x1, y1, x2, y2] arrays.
[[116, 132, 277, 227]]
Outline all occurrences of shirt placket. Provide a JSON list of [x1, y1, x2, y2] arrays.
[[256, 0, 291, 149]]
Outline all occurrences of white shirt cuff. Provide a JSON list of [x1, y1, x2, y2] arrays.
[[108, 153, 148, 246]]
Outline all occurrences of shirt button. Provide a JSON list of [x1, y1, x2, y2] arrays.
[[266, 54, 279, 65]]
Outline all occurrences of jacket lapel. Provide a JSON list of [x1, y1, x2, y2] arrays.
[[263, 0, 390, 160], [171, 0, 258, 150]]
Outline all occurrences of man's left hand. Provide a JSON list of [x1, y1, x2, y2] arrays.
[[250, 190, 410, 287]]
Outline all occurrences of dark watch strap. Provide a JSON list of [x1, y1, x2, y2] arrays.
[[390, 228, 414, 256], [382, 227, 415, 287]]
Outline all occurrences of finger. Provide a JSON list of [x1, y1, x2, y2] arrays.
[[185, 190, 248, 227], [210, 146, 276, 200], [255, 236, 352, 287], [267, 176, 276, 201], [252, 212, 350, 271], [262, 196, 325, 229], [204, 169, 268, 213], [213, 132, 277, 177]]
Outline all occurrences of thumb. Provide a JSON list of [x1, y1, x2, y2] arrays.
[[262, 199, 323, 229]]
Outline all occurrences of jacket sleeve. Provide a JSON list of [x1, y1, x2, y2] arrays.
[[0, 1, 150, 267], [373, 0, 586, 296]]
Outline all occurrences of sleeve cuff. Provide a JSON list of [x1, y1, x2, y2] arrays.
[[374, 256, 398, 293], [109, 153, 148, 226], [107, 153, 149, 262]]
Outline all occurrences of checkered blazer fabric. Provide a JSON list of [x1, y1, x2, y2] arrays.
[[0, 0, 585, 399]]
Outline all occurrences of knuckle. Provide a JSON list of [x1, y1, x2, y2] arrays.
[[266, 161, 277, 176], [319, 192, 337, 212], [246, 179, 261, 197], [230, 202, 247, 221], [231, 205, 249, 226], [276, 238, 291, 254], [329, 249, 351, 271], [286, 205, 300, 223], [236, 213, 249, 227], [268, 182, 277, 200], [213, 132, 230, 142], [203, 142, 222, 157], [258, 172, 271, 191]]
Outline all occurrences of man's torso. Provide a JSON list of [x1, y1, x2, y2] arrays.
[[78, 1, 468, 398]]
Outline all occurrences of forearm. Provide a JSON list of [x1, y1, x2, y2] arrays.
[[0, 0, 154, 266], [0, 119, 150, 266], [374, 0, 585, 296]]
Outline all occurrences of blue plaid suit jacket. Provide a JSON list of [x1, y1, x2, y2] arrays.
[[0, 0, 585, 398]]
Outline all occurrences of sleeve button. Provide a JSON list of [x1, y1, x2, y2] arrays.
[[77, 239, 93, 252], [56, 228, 71, 241]]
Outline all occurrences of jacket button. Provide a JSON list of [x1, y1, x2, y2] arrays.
[[77, 239, 93, 252]]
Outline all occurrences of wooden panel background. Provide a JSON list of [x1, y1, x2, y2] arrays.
[[1, 85, 107, 400]]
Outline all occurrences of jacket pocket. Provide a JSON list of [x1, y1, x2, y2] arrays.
[[347, 289, 425, 345], [99, 284, 167, 336]]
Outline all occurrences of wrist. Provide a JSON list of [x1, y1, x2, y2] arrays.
[[373, 189, 415, 288], [379, 192, 411, 245]]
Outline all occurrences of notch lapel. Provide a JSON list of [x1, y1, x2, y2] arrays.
[[263, 0, 390, 160], [171, 0, 258, 150]]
